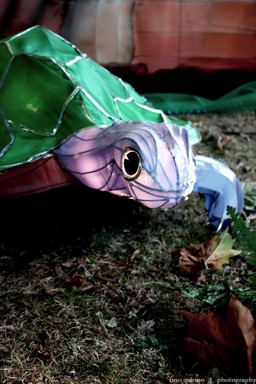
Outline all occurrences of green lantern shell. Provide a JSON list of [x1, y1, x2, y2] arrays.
[[0, 26, 200, 171]]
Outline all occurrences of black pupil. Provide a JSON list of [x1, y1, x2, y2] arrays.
[[124, 151, 139, 176]]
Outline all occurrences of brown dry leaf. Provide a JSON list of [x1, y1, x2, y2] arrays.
[[174, 235, 218, 278], [65, 276, 97, 292], [45, 287, 64, 296], [218, 135, 231, 151], [120, 249, 140, 269], [182, 295, 256, 376], [174, 229, 241, 278], [62, 260, 75, 268], [66, 276, 86, 288]]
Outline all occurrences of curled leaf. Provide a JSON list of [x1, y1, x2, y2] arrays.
[[174, 235, 218, 278], [205, 229, 241, 270]]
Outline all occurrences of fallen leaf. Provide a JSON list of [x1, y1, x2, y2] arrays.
[[66, 276, 86, 288], [205, 229, 241, 270], [173, 229, 241, 278], [182, 295, 256, 376], [62, 260, 75, 268], [217, 135, 231, 151], [120, 249, 140, 269], [45, 287, 64, 296], [65, 276, 97, 292], [174, 235, 218, 278]]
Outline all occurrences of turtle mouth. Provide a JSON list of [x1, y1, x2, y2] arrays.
[[127, 173, 195, 209]]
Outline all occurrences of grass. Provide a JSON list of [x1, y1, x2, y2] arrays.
[[0, 111, 255, 383]]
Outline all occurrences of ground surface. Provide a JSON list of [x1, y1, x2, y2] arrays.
[[0, 111, 255, 383]]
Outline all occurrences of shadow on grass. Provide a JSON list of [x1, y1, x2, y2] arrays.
[[0, 186, 144, 274]]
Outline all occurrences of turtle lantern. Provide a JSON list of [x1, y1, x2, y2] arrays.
[[0, 26, 244, 229]]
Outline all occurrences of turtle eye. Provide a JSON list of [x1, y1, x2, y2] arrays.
[[121, 148, 142, 180]]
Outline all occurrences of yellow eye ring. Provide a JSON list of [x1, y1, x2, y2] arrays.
[[121, 148, 142, 180]]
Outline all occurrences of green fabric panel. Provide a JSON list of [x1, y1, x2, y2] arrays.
[[144, 82, 256, 114], [7, 27, 77, 62], [0, 55, 75, 135]]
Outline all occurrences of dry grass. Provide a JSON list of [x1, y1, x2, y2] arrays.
[[0, 112, 255, 383]]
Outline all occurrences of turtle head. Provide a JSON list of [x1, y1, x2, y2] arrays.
[[55, 121, 196, 208]]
